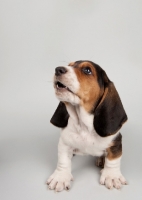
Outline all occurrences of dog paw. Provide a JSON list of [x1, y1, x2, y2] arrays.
[[100, 168, 127, 189], [46, 170, 73, 192]]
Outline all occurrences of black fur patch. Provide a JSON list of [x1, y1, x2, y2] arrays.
[[50, 102, 69, 128], [93, 81, 128, 137]]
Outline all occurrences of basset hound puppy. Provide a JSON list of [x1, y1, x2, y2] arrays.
[[47, 60, 128, 192]]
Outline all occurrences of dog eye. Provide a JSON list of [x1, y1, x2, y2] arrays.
[[82, 67, 92, 75]]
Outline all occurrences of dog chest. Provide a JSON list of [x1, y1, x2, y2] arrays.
[[61, 117, 115, 157]]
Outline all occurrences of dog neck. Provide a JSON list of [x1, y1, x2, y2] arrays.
[[65, 102, 94, 132]]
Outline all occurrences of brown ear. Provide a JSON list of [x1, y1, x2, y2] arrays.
[[93, 72, 128, 137], [50, 102, 69, 128]]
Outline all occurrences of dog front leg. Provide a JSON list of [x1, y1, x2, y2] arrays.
[[100, 133, 127, 189], [47, 138, 73, 192]]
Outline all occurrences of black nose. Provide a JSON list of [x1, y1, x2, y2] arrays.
[[55, 67, 67, 76]]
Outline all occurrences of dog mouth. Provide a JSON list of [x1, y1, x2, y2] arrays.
[[55, 81, 73, 93]]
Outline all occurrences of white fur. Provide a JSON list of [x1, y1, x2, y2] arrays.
[[62, 105, 119, 157], [100, 156, 127, 189], [54, 66, 80, 105], [47, 139, 73, 192]]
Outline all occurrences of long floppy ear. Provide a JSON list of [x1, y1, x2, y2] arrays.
[[50, 102, 69, 128], [93, 71, 128, 137]]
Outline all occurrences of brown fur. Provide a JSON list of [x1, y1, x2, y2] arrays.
[[107, 133, 122, 160], [69, 62, 103, 112], [68, 62, 75, 66]]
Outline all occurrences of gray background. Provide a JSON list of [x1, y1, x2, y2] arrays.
[[0, 0, 142, 199]]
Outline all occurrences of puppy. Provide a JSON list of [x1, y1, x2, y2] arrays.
[[47, 60, 128, 192]]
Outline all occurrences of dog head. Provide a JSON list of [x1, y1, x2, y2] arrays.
[[51, 60, 127, 137]]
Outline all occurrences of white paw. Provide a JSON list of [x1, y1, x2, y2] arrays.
[[46, 170, 73, 192], [100, 168, 127, 189]]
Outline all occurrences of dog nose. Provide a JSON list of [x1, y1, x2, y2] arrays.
[[55, 67, 67, 76]]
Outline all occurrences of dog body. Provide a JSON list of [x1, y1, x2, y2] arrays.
[[47, 61, 127, 192]]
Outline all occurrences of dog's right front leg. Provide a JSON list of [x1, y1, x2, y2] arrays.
[[47, 138, 73, 192]]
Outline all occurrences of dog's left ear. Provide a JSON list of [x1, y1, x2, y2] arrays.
[[93, 71, 128, 137], [50, 102, 69, 128]]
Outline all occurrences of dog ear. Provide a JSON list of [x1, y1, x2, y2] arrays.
[[93, 71, 128, 137], [50, 102, 69, 128]]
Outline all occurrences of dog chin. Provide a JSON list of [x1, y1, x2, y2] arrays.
[[55, 90, 80, 105]]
